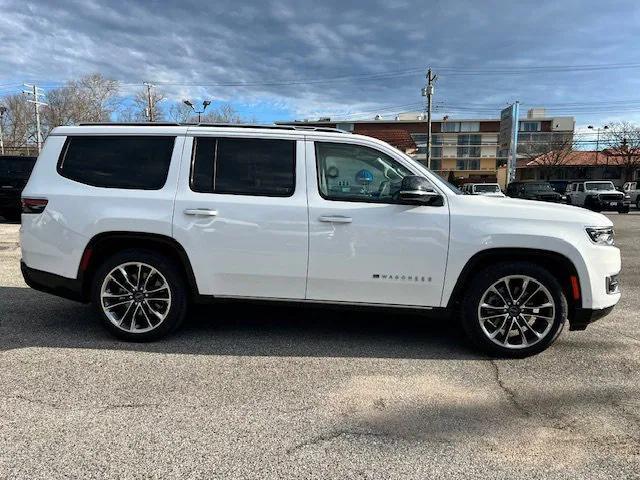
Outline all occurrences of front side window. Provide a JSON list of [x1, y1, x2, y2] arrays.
[[191, 137, 295, 196], [58, 136, 175, 189], [315, 142, 413, 203]]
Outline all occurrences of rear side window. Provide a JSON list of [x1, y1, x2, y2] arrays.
[[58, 136, 176, 189], [191, 137, 295, 197]]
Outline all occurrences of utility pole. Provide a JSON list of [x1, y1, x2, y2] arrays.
[[144, 82, 155, 122], [422, 68, 437, 169], [23, 84, 47, 153], [0, 106, 6, 155]]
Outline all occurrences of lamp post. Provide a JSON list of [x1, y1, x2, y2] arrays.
[[183, 100, 211, 123], [587, 124, 609, 163], [0, 106, 6, 155]]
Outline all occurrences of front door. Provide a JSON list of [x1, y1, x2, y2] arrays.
[[305, 139, 449, 307], [173, 133, 308, 299]]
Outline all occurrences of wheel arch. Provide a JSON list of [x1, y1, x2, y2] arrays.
[[446, 248, 581, 312], [78, 232, 199, 302]]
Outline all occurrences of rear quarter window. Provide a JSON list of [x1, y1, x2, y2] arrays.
[[57, 136, 176, 190]]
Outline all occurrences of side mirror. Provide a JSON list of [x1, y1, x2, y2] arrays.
[[398, 176, 443, 205]]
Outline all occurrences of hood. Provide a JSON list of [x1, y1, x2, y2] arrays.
[[586, 189, 623, 196], [453, 194, 612, 227]]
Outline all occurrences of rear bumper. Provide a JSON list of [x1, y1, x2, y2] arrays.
[[569, 306, 615, 331], [21, 260, 86, 303]]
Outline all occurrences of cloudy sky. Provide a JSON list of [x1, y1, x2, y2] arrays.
[[2, 0, 640, 128]]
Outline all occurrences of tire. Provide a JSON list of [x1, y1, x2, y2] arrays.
[[91, 249, 188, 341], [460, 261, 568, 358], [618, 206, 630, 214], [636, 198, 640, 210], [566, 197, 572, 205]]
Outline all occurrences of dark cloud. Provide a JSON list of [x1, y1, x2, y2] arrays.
[[1, 0, 640, 123]]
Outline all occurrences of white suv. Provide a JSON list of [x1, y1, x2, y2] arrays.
[[20, 124, 621, 357]]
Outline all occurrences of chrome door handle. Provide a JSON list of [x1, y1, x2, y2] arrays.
[[184, 208, 218, 216], [319, 215, 352, 224]]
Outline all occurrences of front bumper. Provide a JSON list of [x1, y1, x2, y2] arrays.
[[569, 306, 616, 331], [21, 260, 86, 303]]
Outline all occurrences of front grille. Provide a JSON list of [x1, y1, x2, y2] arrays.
[[599, 193, 623, 202]]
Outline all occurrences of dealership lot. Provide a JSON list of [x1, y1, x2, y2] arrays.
[[0, 216, 638, 479]]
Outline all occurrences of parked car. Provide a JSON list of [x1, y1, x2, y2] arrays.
[[462, 183, 505, 197], [20, 124, 621, 357], [622, 181, 640, 209], [0, 155, 37, 221], [548, 180, 570, 195], [505, 181, 565, 203], [566, 181, 630, 213]]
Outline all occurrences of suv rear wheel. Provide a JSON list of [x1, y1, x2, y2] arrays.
[[460, 262, 567, 357], [91, 249, 187, 341]]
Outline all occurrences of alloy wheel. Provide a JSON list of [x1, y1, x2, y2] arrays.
[[477, 275, 555, 350], [100, 262, 172, 333]]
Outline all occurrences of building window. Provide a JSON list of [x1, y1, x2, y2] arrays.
[[456, 159, 480, 170], [460, 122, 480, 132], [520, 121, 541, 132], [457, 134, 481, 158], [442, 122, 459, 132], [410, 133, 442, 157], [430, 158, 442, 170]]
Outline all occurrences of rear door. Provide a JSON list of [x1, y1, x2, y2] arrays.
[[173, 131, 308, 299], [304, 138, 449, 307]]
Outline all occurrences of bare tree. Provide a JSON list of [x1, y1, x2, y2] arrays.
[[522, 134, 576, 180], [42, 73, 120, 132], [603, 121, 640, 182], [167, 101, 193, 123], [0, 94, 35, 153]]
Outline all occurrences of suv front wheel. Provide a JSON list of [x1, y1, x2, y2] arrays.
[[91, 249, 187, 341], [460, 262, 568, 357]]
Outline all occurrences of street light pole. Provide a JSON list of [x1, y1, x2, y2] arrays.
[[183, 100, 211, 123], [588, 124, 609, 172]]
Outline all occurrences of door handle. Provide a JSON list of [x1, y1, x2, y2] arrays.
[[319, 215, 352, 224], [184, 208, 218, 216]]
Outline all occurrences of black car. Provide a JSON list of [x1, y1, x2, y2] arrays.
[[506, 181, 564, 203], [548, 180, 570, 195], [0, 155, 37, 221]]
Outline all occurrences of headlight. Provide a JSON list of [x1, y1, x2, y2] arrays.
[[586, 226, 615, 245], [625, 194, 631, 199]]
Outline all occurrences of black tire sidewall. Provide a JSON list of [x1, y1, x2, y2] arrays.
[[91, 249, 187, 341], [461, 261, 568, 358]]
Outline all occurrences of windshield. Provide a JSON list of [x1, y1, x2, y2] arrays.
[[525, 183, 554, 192], [586, 182, 615, 191], [474, 184, 500, 193]]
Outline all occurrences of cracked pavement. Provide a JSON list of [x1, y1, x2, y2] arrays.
[[0, 214, 639, 479]]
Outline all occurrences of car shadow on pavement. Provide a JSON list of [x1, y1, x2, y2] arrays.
[[0, 286, 480, 360]]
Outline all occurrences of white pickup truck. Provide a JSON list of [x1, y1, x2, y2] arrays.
[[622, 181, 640, 209], [566, 181, 630, 213], [19, 124, 621, 357]]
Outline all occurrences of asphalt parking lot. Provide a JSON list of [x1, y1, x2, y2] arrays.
[[0, 215, 638, 479]]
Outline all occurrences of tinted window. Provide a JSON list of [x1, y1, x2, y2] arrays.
[[315, 142, 413, 203], [58, 136, 175, 189], [191, 137, 295, 196]]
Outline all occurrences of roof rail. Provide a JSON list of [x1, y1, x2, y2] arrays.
[[77, 122, 183, 126], [75, 122, 349, 133]]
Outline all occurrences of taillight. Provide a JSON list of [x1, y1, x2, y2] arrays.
[[21, 198, 48, 214]]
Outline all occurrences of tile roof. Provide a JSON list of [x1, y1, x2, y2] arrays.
[[518, 150, 603, 168], [356, 128, 417, 150]]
